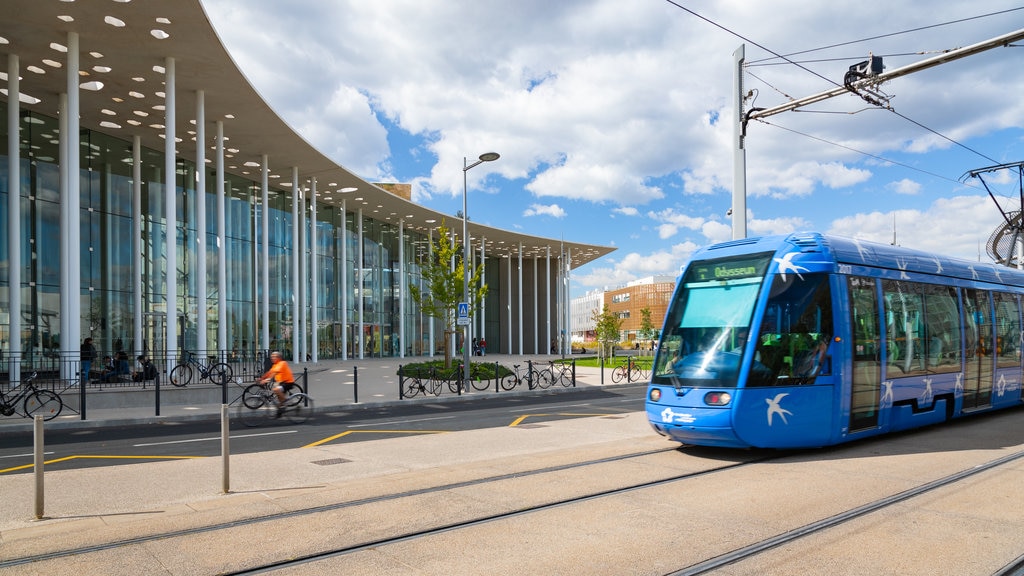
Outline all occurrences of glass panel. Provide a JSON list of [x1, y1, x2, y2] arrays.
[[653, 252, 772, 388], [849, 276, 880, 431], [749, 273, 834, 386], [993, 292, 1019, 369]]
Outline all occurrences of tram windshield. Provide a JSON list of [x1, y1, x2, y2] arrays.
[[653, 253, 772, 388]]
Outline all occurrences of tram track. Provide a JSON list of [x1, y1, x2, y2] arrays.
[[0, 445, 770, 570], [670, 448, 1024, 576], [5, 443, 1020, 574]]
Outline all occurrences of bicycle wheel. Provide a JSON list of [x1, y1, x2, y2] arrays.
[[241, 384, 269, 409], [236, 395, 271, 427], [169, 364, 192, 387], [535, 370, 553, 389], [499, 373, 519, 391], [208, 363, 233, 386], [610, 365, 625, 383], [403, 376, 422, 398], [428, 378, 442, 396], [470, 367, 490, 391], [555, 368, 573, 387], [24, 390, 63, 421], [282, 393, 313, 424]]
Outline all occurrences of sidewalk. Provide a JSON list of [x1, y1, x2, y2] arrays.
[[0, 354, 636, 432]]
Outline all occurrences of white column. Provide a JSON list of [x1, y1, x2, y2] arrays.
[[261, 156, 270, 351], [518, 242, 523, 355], [215, 121, 226, 360], [399, 219, 405, 359], [7, 54, 20, 378], [291, 167, 299, 360], [506, 255, 512, 354], [565, 249, 572, 355], [64, 33, 83, 366], [533, 255, 538, 354], [545, 246, 551, 358], [195, 90, 207, 354], [340, 198, 347, 360], [164, 56, 177, 362], [357, 208, 364, 359], [310, 177, 318, 363], [133, 136, 143, 357], [298, 181, 306, 361], [59, 92, 69, 364]]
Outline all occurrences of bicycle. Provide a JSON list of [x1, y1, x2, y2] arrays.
[[540, 361, 574, 387], [169, 351, 233, 387], [0, 372, 63, 421], [236, 380, 313, 426], [500, 362, 546, 391], [402, 367, 441, 398], [611, 357, 650, 383]]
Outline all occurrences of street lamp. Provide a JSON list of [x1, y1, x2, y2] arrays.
[[463, 152, 500, 390]]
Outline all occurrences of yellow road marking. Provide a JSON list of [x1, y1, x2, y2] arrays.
[[0, 454, 203, 474], [304, 429, 448, 448], [509, 413, 613, 426]]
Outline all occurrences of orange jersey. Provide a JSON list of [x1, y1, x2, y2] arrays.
[[263, 359, 294, 383]]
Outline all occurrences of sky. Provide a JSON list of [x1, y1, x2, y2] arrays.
[[201, 1, 1024, 298]]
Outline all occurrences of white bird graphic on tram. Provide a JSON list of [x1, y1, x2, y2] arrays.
[[773, 252, 808, 282], [765, 393, 793, 426]]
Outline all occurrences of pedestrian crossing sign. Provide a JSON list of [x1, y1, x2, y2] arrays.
[[457, 302, 469, 325]]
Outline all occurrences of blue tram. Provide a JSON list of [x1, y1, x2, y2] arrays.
[[646, 232, 1024, 448]]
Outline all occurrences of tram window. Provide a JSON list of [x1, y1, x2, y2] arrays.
[[883, 281, 960, 376], [922, 283, 960, 374], [993, 292, 1020, 368], [750, 273, 833, 386]]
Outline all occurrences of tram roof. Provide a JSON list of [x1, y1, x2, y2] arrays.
[[0, 0, 614, 266]]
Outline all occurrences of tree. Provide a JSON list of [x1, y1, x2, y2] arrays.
[[638, 307, 658, 353], [409, 220, 487, 369], [591, 305, 623, 359]]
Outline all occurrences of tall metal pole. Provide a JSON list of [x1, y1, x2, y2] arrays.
[[462, 152, 499, 388], [732, 44, 747, 240]]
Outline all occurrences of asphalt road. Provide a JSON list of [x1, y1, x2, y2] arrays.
[[0, 384, 647, 475]]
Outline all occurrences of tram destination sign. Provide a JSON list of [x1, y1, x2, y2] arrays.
[[688, 253, 770, 282]]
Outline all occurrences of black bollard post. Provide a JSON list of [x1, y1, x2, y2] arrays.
[[155, 372, 161, 416], [303, 368, 309, 398], [399, 364, 404, 399], [80, 371, 87, 420], [353, 365, 359, 404], [527, 360, 534, 390], [572, 359, 576, 387], [494, 361, 499, 393]]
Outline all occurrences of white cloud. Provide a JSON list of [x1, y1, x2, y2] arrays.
[[613, 206, 639, 216], [523, 203, 567, 218], [888, 178, 922, 195], [827, 195, 1003, 260]]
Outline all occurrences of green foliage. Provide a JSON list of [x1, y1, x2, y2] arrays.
[[408, 220, 488, 369], [591, 305, 623, 358], [639, 307, 658, 342]]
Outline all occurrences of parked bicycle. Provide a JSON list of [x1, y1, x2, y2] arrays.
[[500, 362, 545, 390], [402, 367, 441, 398], [169, 351, 233, 387], [538, 361, 574, 388], [236, 379, 313, 426], [0, 372, 63, 421], [611, 357, 650, 383]]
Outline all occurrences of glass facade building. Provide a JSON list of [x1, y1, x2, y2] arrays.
[[0, 2, 613, 369]]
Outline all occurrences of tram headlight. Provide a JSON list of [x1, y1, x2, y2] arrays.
[[649, 388, 662, 402], [704, 391, 731, 406]]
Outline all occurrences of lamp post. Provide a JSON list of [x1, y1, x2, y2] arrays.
[[463, 152, 500, 390]]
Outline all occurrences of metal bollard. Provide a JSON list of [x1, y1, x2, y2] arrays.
[[399, 364, 405, 399], [527, 360, 534, 390], [353, 365, 359, 404], [155, 371, 161, 416], [221, 404, 230, 494], [494, 361, 500, 393], [572, 359, 576, 387], [34, 415, 44, 519], [79, 374, 86, 420]]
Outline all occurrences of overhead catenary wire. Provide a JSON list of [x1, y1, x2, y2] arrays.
[[663, 1, 1015, 171]]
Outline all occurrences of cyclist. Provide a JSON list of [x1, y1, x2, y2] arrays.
[[259, 351, 296, 417]]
